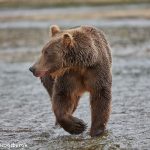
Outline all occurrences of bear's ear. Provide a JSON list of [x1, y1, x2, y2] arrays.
[[50, 25, 60, 37], [63, 33, 73, 47]]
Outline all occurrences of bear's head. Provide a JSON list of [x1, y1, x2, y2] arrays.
[[29, 25, 76, 78], [29, 25, 98, 78]]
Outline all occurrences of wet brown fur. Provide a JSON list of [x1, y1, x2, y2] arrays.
[[32, 25, 112, 137]]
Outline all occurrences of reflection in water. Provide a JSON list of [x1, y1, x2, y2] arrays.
[[46, 131, 119, 150]]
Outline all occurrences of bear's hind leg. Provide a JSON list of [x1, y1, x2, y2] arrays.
[[90, 86, 111, 137]]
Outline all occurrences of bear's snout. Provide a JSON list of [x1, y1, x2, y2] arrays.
[[29, 66, 48, 77], [29, 66, 35, 74]]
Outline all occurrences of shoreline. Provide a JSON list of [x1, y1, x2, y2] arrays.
[[0, 1, 150, 8]]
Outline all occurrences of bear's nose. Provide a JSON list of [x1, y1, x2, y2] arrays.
[[29, 67, 35, 73]]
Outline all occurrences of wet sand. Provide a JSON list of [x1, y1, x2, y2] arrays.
[[0, 5, 150, 150]]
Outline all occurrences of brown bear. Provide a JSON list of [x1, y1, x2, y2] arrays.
[[29, 25, 112, 137]]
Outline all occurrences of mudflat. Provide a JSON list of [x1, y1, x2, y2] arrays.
[[0, 4, 150, 150]]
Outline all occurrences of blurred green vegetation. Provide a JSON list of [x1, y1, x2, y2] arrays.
[[0, 0, 150, 8]]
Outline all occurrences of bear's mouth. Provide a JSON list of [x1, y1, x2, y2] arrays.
[[33, 67, 67, 78], [33, 70, 49, 77]]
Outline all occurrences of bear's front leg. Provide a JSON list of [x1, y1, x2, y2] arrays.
[[40, 74, 54, 97], [40, 74, 60, 125], [90, 86, 112, 137], [52, 74, 86, 135]]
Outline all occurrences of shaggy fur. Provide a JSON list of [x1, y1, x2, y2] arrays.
[[29, 25, 112, 137]]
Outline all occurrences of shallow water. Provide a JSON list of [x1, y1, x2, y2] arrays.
[[0, 4, 150, 150], [0, 57, 150, 149], [0, 4, 150, 29], [1, 19, 150, 29]]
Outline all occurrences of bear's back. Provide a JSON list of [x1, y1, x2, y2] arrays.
[[81, 26, 112, 63], [63, 26, 112, 67]]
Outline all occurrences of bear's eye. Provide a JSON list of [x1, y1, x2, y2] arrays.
[[44, 50, 48, 55]]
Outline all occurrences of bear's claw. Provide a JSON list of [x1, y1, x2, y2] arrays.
[[90, 129, 105, 137], [67, 117, 87, 135]]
